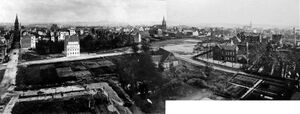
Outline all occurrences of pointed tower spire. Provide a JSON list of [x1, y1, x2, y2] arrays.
[[14, 14, 19, 31], [15, 14, 18, 22], [13, 14, 21, 46], [162, 16, 166, 30]]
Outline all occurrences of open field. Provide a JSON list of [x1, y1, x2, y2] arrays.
[[151, 38, 201, 55]]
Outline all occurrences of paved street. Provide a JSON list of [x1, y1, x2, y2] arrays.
[[19, 49, 133, 66], [1, 49, 19, 86], [2, 95, 18, 114], [174, 54, 239, 74], [240, 79, 263, 99], [0, 49, 20, 114], [174, 53, 287, 84], [174, 53, 292, 99], [0, 48, 19, 100]]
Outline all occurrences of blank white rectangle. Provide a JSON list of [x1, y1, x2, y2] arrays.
[[166, 101, 300, 114]]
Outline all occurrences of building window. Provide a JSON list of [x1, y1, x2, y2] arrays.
[[154, 62, 159, 68], [173, 61, 178, 66], [164, 63, 170, 69]]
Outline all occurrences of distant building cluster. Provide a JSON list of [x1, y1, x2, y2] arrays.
[[194, 25, 300, 81], [1, 15, 299, 70]]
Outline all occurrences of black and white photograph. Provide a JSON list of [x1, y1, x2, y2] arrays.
[[0, 0, 299, 114]]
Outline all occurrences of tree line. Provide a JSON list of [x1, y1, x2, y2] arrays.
[[80, 29, 135, 52], [35, 29, 136, 54], [35, 40, 64, 55]]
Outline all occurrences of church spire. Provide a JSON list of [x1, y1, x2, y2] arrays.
[[14, 14, 19, 31], [162, 16, 166, 24], [15, 14, 18, 23], [162, 16, 166, 30]]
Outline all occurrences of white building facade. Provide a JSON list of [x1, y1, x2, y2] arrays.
[[59, 31, 69, 41], [65, 35, 80, 57], [30, 35, 36, 48], [134, 33, 142, 43], [66, 42, 80, 57], [69, 28, 76, 36]]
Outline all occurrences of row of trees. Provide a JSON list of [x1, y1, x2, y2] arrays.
[[34, 29, 135, 54], [115, 42, 166, 96], [113, 42, 166, 113], [35, 40, 64, 55], [80, 30, 134, 52]]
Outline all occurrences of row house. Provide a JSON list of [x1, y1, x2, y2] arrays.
[[212, 43, 239, 63]]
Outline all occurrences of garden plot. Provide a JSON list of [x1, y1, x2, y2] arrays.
[[229, 74, 259, 87], [225, 84, 249, 98], [81, 61, 101, 69]]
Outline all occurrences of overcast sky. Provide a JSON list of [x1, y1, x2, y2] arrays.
[[0, 0, 166, 25], [168, 0, 299, 27], [0, 0, 299, 27]]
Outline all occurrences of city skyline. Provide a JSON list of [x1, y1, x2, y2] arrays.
[[168, 0, 299, 27], [0, 0, 299, 28], [0, 0, 167, 25], [1, 0, 300, 113]]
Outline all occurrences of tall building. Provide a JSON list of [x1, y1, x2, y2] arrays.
[[64, 35, 80, 57], [162, 16, 166, 30], [14, 15, 19, 32], [31, 35, 36, 49], [14, 14, 20, 43]]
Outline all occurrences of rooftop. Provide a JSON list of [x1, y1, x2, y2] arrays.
[[65, 35, 79, 42], [218, 43, 238, 51]]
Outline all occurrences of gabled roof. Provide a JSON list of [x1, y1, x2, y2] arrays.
[[22, 34, 34, 39], [151, 55, 161, 62], [218, 43, 238, 51], [152, 48, 175, 63], [230, 36, 241, 43]]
